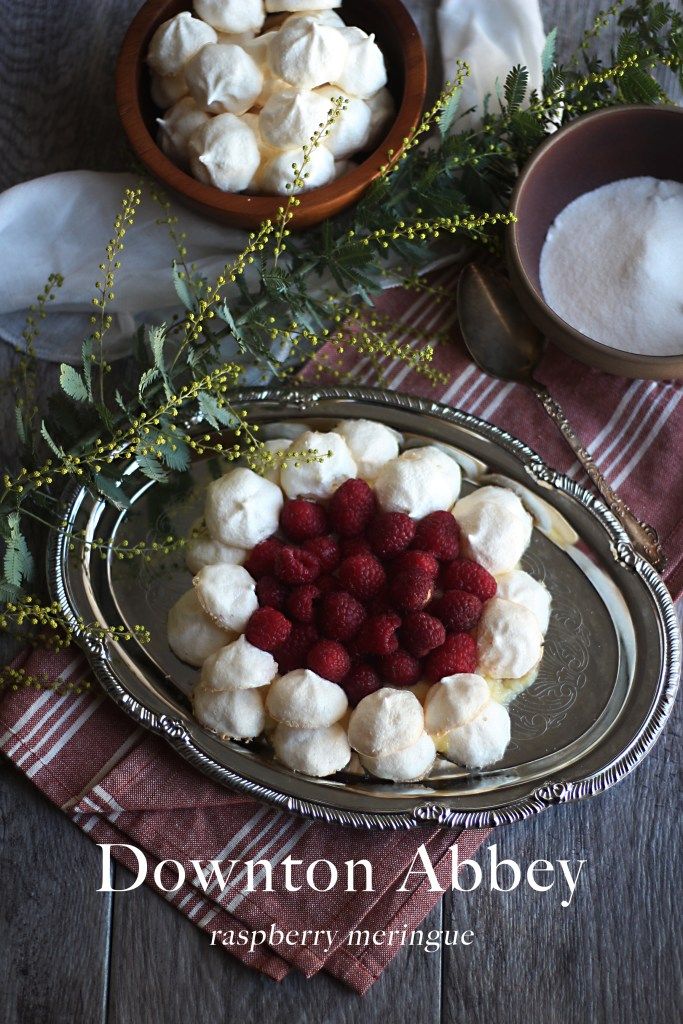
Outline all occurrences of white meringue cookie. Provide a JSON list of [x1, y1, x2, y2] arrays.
[[188, 113, 261, 190], [253, 437, 293, 482], [269, 17, 348, 90], [424, 673, 490, 734], [194, 0, 266, 34], [147, 12, 217, 77], [333, 418, 400, 479], [333, 158, 355, 179], [268, 0, 341, 10], [440, 700, 511, 768], [266, 669, 348, 728], [272, 722, 351, 777], [151, 70, 189, 109], [282, 8, 345, 26], [477, 597, 543, 679], [315, 86, 371, 158], [241, 32, 283, 106], [200, 635, 278, 691], [279, 429, 356, 499], [193, 563, 258, 632], [259, 88, 330, 149], [453, 485, 533, 575], [495, 569, 552, 633], [186, 43, 263, 114], [193, 683, 266, 739], [360, 731, 436, 782], [157, 96, 211, 165], [204, 467, 284, 547], [374, 446, 462, 518], [167, 589, 232, 667], [347, 688, 424, 756], [332, 26, 387, 98], [185, 533, 246, 575], [259, 144, 335, 194], [365, 86, 395, 147]]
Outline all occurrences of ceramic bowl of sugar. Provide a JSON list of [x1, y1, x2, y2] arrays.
[[507, 105, 683, 381]]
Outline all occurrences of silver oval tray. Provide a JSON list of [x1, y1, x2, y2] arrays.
[[48, 386, 681, 829]]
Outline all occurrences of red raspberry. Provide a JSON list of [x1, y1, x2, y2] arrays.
[[256, 575, 287, 610], [303, 534, 340, 572], [316, 574, 340, 594], [356, 613, 401, 656], [244, 537, 281, 578], [424, 632, 477, 681], [400, 612, 446, 658], [340, 537, 372, 559], [328, 478, 376, 537], [440, 557, 497, 602], [343, 663, 381, 706], [274, 623, 318, 674], [431, 589, 482, 632], [413, 511, 460, 561], [245, 607, 292, 652], [337, 553, 386, 601], [367, 511, 416, 558], [286, 584, 320, 623], [378, 649, 421, 687], [392, 550, 439, 580], [280, 499, 327, 542], [307, 639, 351, 683], [275, 545, 320, 585], [318, 590, 366, 641], [388, 569, 434, 612]]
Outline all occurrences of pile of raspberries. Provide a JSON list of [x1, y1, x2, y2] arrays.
[[243, 478, 497, 706]]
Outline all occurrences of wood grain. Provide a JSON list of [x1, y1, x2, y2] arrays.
[[0, 2, 681, 1023], [0, 763, 112, 1024]]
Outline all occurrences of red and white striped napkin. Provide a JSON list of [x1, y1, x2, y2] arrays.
[[1, 268, 681, 993]]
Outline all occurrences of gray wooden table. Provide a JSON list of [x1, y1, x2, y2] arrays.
[[1, 3, 681, 1022]]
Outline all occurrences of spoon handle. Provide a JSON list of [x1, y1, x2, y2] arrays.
[[531, 383, 666, 570]]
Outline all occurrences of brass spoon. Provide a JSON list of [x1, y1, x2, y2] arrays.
[[457, 263, 666, 570]]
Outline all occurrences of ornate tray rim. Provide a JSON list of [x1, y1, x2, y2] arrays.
[[48, 385, 681, 830]]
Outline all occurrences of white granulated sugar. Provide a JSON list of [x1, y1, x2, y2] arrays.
[[539, 176, 683, 356]]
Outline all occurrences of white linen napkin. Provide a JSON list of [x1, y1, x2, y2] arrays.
[[0, 0, 544, 362]]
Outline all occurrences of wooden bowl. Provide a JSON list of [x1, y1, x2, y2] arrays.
[[506, 105, 683, 380], [116, 0, 427, 230]]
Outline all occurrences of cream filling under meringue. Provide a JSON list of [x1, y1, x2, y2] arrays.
[[186, 42, 263, 114], [268, 16, 348, 90], [204, 466, 284, 548], [279, 429, 357, 499], [476, 597, 543, 680], [266, 668, 348, 728], [374, 446, 462, 518], [452, 485, 533, 575], [147, 12, 217, 77]]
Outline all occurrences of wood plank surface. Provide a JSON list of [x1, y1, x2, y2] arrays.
[[0, 2, 681, 1023]]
